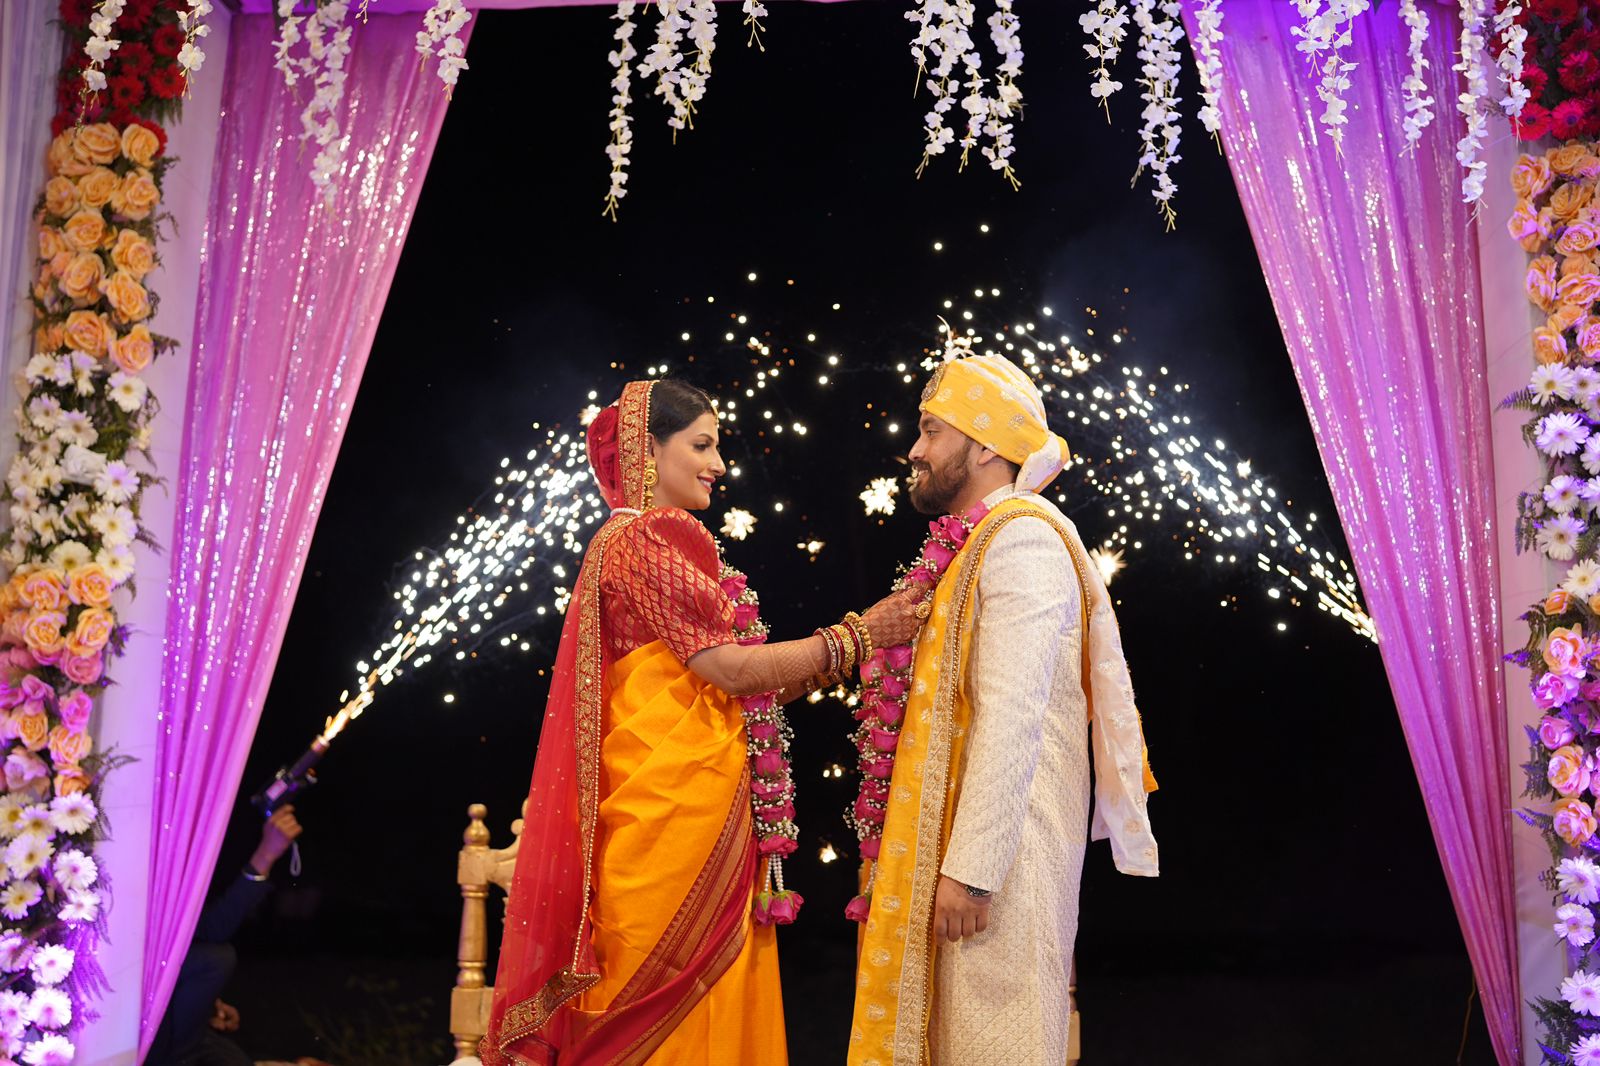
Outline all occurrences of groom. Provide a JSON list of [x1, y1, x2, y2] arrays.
[[847, 353, 1158, 1066]]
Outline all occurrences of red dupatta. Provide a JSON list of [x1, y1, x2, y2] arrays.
[[481, 382, 757, 1066]]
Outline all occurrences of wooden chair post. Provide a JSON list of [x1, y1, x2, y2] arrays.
[[452, 803, 492, 1059]]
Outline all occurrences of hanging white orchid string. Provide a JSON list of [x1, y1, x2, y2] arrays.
[[907, 0, 966, 175], [1291, 0, 1369, 153], [272, 0, 310, 89], [907, 0, 1023, 185], [1129, 0, 1184, 229], [680, 0, 718, 129], [604, 1, 640, 220], [303, 0, 354, 204], [742, 0, 768, 50], [1455, 0, 1490, 203], [1398, 0, 1435, 150], [176, 0, 214, 77], [80, 0, 126, 103], [639, 0, 691, 134], [1493, 0, 1529, 121], [980, 0, 1023, 188], [416, 0, 472, 95], [1189, 0, 1224, 139], [1079, 1, 1130, 119]]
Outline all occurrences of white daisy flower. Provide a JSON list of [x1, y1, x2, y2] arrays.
[[49, 794, 96, 836], [16, 806, 51, 842], [1558, 902, 1597, 947], [52, 411, 96, 449], [1563, 857, 1600, 904], [0, 797, 27, 842], [48, 541, 91, 574], [88, 504, 136, 547], [1576, 368, 1600, 412], [106, 371, 147, 414], [92, 461, 138, 504], [27, 945, 72, 987], [4, 835, 51, 880], [0, 934, 34, 975], [0, 990, 27, 1032], [1567, 560, 1600, 600], [52, 850, 96, 893], [1539, 412, 1592, 457], [95, 544, 134, 585], [20, 1030, 74, 1065], [0, 881, 41, 922], [1572, 1033, 1600, 1066], [1539, 514, 1588, 560], [58, 890, 99, 924], [1549, 475, 1585, 512], [60, 495, 92, 532], [23, 355, 58, 385], [1533, 363, 1578, 404], [1565, 969, 1600, 1017], [25, 398, 62, 435], [26, 988, 70, 1031]]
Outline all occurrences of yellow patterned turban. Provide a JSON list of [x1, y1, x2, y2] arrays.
[[919, 353, 1071, 494]]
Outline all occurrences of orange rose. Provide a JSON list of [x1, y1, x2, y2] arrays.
[[110, 169, 160, 221], [1549, 588, 1576, 614], [20, 570, 66, 612], [1535, 326, 1572, 365], [101, 270, 150, 323], [54, 766, 88, 797], [1514, 154, 1555, 200], [1529, 255, 1560, 311], [46, 726, 90, 768], [1553, 183, 1594, 220], [110, 229, 155, 279], [1558, 273, 1600, 309], [22, 611, 65, 656], [56, 252, 104, 304], [1552, 304, 1586, 334], [37, 226, 68, 263], [108, 323, 154, 373], [15, 709, 47, 754], [67, 565, 112, 610], [1560, 220, 1600, 255], [1550, 145, 1600, 177], [72, 122, 120, 166], [64, 310, 112, 357], [46, 132, 88, 178], [1555, 796, 1600, 846], [76, 167, 118, 211], [42, 176, 79, 219], [1511, 199, 1541, 242], [1564, 252, 1596, 277], [119, 123, 161, 168], [70, 607, 114, 654], [60, 209, 106, 254]]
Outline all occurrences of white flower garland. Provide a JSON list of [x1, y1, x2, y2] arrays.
[[980, 0, 1022, 187], [907, 0, 969, 174], [639, 0, 690, 134], [1080, 1, 1130, 116], [604, 1, 639, 221], [1493, 0, 1528, 119], [176, 0, 214, 76], [417, 0, 472, 95], [1189, 0, 1224, 138], [906, 1, 1022, 184], [680, 0, 717, 129], [301, 0, 354, 203], [1291, 0, 1370, 152], [272, 0, 310, 89], [1130, 0, 1184, 228], [1455, 0, 1490, 204], [81, 0, 125, 97], [742, 0, 768, 50], [1398, 0, 1435, 148]]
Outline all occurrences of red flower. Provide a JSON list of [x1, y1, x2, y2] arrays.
[[149, 64, 186, 100], [116, 42, 153, 78], [1534, 0, 1581, 25], [1517, 101, 1555, 140], [1583, 94, 1600, 137], [129, 116, 167, 157], [1524, 64, 1552, 103], [1553, 96, 1591, 139], [1565, 27, 1600, 56], [107, 73, 145, 110], [1562, 50, 1600, 93], [50, 112, 74, 138], [57, 0, 93, 28], [105, 108, 136, 131], [117, 0, 156, 32], [152, 24, 185, 58]]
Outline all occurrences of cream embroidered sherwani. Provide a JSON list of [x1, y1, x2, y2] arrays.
[[930, 486, 1155, 1065]]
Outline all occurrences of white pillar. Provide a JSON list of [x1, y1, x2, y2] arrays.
[[1477, 117, 1565, 1066], [81, 8, 231, 1062]]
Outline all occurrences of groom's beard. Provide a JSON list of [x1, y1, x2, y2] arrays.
[[909, 446, 972, 515]]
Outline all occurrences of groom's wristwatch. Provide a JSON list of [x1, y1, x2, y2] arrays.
[[962, 882, 991, 899]]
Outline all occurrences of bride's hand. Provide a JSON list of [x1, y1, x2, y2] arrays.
[[860, 587, 926, 650]]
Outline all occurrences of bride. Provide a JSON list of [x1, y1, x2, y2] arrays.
[[481, 379, 922, 1065]]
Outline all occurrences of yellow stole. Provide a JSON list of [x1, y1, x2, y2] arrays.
[[847, 497, 1152, 1066]]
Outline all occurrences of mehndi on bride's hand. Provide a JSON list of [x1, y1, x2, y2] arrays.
[[860, 587, 926, 649]]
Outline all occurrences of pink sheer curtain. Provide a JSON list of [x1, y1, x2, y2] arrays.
[[1184, 5, 1517, 1061], [139, 15, 464, 1052]]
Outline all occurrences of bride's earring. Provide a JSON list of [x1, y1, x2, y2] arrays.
[[642, 460, 658, 509]]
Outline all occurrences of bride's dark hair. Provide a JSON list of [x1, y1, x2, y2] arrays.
[[648, 379, 716, 441]]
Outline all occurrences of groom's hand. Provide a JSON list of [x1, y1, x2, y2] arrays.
[[933, 874, 991, 943]]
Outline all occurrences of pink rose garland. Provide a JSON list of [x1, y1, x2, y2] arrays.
[[843, 499, 990, 923]]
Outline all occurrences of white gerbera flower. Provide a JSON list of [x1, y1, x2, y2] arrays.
[[1566, 560, 1600, 600], [28, 945, 72, 987], [20, 1031, 74, 1065], [1564, 857, 1600, 904], [95, 544, 134, 585], [1565, 969, 1600, 1017], [48, 541, 92, 574], [26, 987, 70, 1030], [25, 398, 62, 435], [52, 410, 96, 449], [1572, 1033, 1600, 1066], [0, 797, 27, 842], [23, 355, 58, 385], [0, 989, 27, 1032], [4, 835, 51, 880], [58, 890, 99, 924], [1539, 412, 1592, 457], [1558, 902, 1597, 947], [16, 806, 51, 841], [52, 850, 96, 893], [89, 504, 136, 547], [0, 934, 34, 975], [0, 881, 41, 922], [1549, 475, 1585, 513], [1576, 368, 1600, 412], [1534, 364, 1578, 404], [48, 794, 96, 836], [93, 461, 138, 504], [106, 371, 148, 414], [1539, 514, 1588, 560]]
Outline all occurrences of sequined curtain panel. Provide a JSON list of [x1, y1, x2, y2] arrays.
[[140, 14, 465, 1050], [1184, 4, 1519, 1062]]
